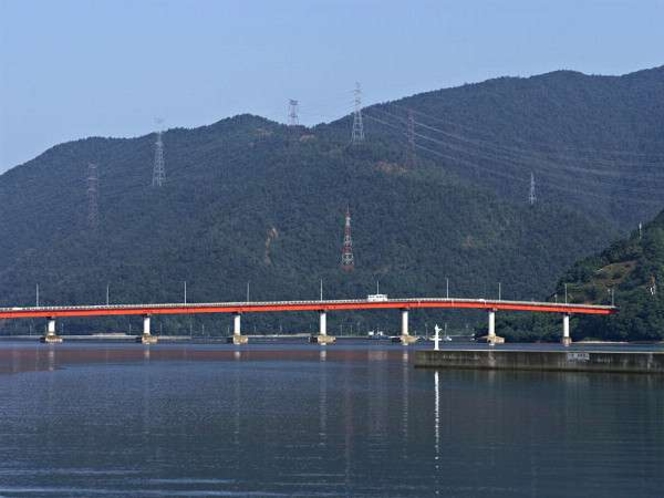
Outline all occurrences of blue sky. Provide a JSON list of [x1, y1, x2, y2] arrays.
[[1, 0, 663, 171]]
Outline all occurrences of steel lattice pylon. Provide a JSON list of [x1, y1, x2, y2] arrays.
[[341, 206, 355, 271], [87, 162, 99, 230], [351, 82, 364, 144], [152, 129, 166, 187]]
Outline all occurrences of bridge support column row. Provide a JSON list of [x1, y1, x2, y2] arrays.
[[139, 315, 158, 344], [485, 309, 504, 345], [562, 314, 571, 346], [313, 311, 335, 345], [228, 313, 248, 345], [41, 317, 62, 343], [399, 309, 417, 345]]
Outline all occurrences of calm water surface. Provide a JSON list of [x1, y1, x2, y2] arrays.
[[0, 341, 662, 497]]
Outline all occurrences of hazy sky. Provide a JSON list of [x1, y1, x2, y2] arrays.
[[1, 0, 663, 172]]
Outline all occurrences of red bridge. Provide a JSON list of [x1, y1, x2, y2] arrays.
[[0, 297, 616, 345]]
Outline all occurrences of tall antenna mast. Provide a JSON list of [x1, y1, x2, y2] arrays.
[[351, 82, 365, 144], [288, 99, 299, 126], [87, 162, 99, 230], [529, 172, 537, 206], [152, 119, 166, 187], [407, 109, 416, 167], [341, 206, 355, 271]]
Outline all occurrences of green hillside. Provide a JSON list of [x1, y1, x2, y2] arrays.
[[1, 66, 663, 336], [559, 209, 664, 341], [491, 209, 664, 342]]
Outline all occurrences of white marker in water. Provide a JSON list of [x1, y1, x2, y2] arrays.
[[434, 324, 441, 351]]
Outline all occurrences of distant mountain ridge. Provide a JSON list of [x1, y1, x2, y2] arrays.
[[0, 66, 662, 335]]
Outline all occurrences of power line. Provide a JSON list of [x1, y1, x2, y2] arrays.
[[365, 107, 664, 193], [412, 141, 662, 206], [376, 105, 664, 170], [363, 110, 663, 205], [389, 101, 664, 158]]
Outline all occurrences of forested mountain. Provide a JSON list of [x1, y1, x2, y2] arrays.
[[0, 66, 663, 336], [358, 66, 664, 230]]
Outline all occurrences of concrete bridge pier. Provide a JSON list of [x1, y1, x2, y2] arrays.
[[562, 314, 572, 346], [485, 309, 504, 345], [398, 309, 417, 345], [229, 313, 248, 345], [314, 310, 335, 345], [139, 315, 158, 344], [41, 317, 62, 343]]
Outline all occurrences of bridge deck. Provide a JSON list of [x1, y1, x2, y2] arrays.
[[0, 298, 617, 319]]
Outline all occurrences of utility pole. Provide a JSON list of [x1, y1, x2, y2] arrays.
[[288, 99, 299, 126], [184, 281, 187, 304], [246, 281, 250, 302], [106, 283, 110, 305], [320, 279, 324, 301], [446, 277, 449, 299], [529, 172, 537, 206], [36, 284, 40, 307], [498, 282, 502, 301], [351, 82, 365, 144]]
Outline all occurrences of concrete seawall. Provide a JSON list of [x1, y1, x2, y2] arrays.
[[415, 349, 664, 374]]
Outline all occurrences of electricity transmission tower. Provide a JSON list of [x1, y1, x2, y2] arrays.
[[351, 82, 365, 144], [152, 121, 166, 187], [288, 99, 299, 126], [407, 109, 416, 167], [87, 163, 99, 230], [529, 172, 537, 206], [341, 206, 355, 271]]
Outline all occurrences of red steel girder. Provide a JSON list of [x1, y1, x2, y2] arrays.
[[0, 299, 617, 320]]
